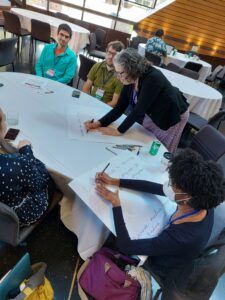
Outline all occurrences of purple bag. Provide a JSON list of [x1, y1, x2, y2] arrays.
[[78, 247, 141, 300]]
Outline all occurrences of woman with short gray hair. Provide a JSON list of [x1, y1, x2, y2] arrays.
[[85, 48, 189, 152]]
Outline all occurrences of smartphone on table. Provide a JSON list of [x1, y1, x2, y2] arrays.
[[4, 128, 20, 140], [72, 90, 80, 98]]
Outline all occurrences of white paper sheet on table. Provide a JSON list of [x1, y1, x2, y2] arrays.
[[23, 77, 53, 95], [69, 152, 176, 240], [66, 104, 152, 145]]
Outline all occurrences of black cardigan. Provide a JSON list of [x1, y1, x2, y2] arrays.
[[99, 66, 189, 132]]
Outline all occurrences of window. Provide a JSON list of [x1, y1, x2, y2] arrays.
[[26, 0, 48, 10]]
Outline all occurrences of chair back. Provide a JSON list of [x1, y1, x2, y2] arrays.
[[95, 28, 106, 50], [78, 54, 96, 82], [190, 125, 225, 161], [129, 36, 148, 49], [145, 52, 161, 66], [0, 37, 17, 67], [0, 253, 32, 300], [55, 12, 70, 21], [208, 109, 225, 131], [31, 19, 51, 43], [216, 66, 225, 80], [3, 11, 21, 35], [184, 61, 203, 72], [179, 68, 199, 80], [166, 62, 181, 73], [88, 32, 97, 53], [184, 227, 225, 300], [207, 65, 223, 81]]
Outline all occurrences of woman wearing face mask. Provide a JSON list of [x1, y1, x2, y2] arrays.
[[95, 148, 225, 298], [85, 48, 189, 153]]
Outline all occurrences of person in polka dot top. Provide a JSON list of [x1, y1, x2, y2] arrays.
[[0, 110, 51, 226]]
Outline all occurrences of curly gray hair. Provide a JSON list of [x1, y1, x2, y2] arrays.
[[113, 48, 151, 80]]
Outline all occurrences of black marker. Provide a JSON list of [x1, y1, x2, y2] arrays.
[[101, 162, 110, 175]]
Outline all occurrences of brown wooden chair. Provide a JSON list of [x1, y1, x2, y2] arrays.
[[179, 68, 199, 80], [30, 19, 55, 58], [3, 10, 30, 55]]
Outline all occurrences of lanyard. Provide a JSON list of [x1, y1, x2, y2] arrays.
[[168, 209, 200, 225], [102, 68, 113, 86], [129, 88, 137, 108]]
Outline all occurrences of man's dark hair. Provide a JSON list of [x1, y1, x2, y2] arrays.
[[58, 23, 72, 39], [155, 29, 164, 38], [107, 41, 125, 52], [168, 148, 225, 210]]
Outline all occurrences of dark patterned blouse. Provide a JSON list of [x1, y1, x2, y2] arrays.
[[0, 145, 50, 226]]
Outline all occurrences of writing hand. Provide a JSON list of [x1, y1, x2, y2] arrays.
[[96, 183, 121, 207], [84, 120, 101, 131], [98, 127, 121, 136], [95, 172, 120, 186]]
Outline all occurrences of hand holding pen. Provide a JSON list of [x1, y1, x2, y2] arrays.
[[84, 119, 101, 133]]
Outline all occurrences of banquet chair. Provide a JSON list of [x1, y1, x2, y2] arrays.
[[3, 10, 30, 55], [184, 61, 203, 73], [189, 125, 225, 162], [0, 174, 63, 246], [150, 226, 225, 300], [87, 32, 105, 60], [216, 66, 225, 84], [179, 68, 199, 80], [0, 11, 6, 38], [127, 36, 148, 49], [0, 37, 17, 71], [145, 52, 161, 66], [166, 62, 181, 73], [95, 28, 106, 51], [205, 65, 223, 86], [55, 12, 70, 21], [30, 19, 55, 58], [77, 54, 96, 88]]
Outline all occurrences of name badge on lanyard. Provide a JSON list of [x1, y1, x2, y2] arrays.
[[46, 69, 55, 77], [95, 88, 105, 100]]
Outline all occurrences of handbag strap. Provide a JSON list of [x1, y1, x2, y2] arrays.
[[0, 138, 18, 154], [77, 259, 90, 300], [12, 262, 47, 300]]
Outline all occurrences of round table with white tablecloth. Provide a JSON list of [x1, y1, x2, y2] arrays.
[[10, 8, 90, 53], [0, 72, 169, 262], [158, 67, 222, 120], [138, 43, 212, 82]]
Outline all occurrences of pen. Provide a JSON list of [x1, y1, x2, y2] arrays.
[[105, 147, 117, 156], [86, 118, 94, 133], [101, 162, 110, 175], [137, 146, 141, 156]]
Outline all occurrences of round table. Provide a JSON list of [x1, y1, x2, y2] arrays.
[[138, 43, 212, 82], [0, 72, 168, 261], [11, 8, 90, 53], [158, 67, 222, 120]]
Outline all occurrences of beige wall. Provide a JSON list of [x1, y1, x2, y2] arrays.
[[137, 0, 225, 59]]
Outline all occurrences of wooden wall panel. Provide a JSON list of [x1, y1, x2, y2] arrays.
[[137, 0, 225, 62]]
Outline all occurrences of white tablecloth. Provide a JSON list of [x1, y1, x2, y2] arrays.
[[0, 72, 167, 260], [10, 8, 90, 53], [138, 43, 212, 82], [158, 67, 222, 120]]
